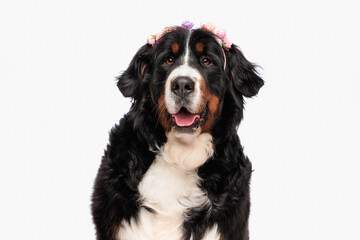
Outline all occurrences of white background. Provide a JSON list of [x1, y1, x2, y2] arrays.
[[1, 0, 359, 239]]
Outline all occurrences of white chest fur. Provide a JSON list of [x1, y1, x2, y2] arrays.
[[118, 132, 220, 240]]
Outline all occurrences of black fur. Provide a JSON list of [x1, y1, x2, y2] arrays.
[[92, 26, 263, 240]]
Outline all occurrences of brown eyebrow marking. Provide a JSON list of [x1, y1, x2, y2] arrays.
[[171, 43, 179, 55], [196, 42, 205, 53]]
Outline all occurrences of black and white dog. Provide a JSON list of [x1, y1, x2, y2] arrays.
[[92, 23, 264, 240]]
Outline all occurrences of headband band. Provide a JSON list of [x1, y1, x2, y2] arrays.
[[147, 21, 232, 51]]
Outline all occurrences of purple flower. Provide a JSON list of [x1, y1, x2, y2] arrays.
[[182, 21, 194, 29]]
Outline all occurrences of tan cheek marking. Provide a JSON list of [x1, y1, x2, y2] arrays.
[[202, 94, 219, 133], [196, 42, 205, 53], [199, 78, 220, 134], [157, 94, 172, 132], [171, 43, 179, 55]]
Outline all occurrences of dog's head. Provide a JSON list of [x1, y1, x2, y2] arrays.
[[117, 25, 263, 139]]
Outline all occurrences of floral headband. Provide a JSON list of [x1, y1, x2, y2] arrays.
[[147, 21, 232, 51]]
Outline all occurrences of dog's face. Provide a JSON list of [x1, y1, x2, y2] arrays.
[[118, 27, 263, 136], [152, 28, 225, 134]]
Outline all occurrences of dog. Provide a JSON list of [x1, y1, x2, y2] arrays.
[[91, 22, 264, 240]]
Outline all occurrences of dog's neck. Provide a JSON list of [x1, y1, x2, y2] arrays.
[[162, 130, 214, 171]]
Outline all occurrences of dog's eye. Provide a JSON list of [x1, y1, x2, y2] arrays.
[[201, 57, 211, 66], [166, 57, 174, 65]]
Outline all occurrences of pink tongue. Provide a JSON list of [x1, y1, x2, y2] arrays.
[[172, 112, 200, 127]]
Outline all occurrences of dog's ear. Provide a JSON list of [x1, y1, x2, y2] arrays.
[[117, 44, 154, 98], [226, 45, 264, 98]]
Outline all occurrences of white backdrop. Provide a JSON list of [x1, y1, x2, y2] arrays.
[[1, 0, 359, 239]]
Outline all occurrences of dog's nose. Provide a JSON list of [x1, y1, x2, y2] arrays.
[[171, 77, 195, 98]]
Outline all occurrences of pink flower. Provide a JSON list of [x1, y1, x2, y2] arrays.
[[223, 36, 232, 50], [155, 32, 164, 41], [215, 28, 226, 39], [162, 26, 174, 33], [147, 35, 156, 45], [201, 22, 216, 32]]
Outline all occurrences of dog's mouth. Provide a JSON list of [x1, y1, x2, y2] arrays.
[[167, 107, 208, 133]]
